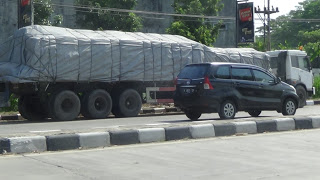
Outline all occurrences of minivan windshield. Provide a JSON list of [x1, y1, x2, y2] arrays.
[[178, 64, 209, 79]]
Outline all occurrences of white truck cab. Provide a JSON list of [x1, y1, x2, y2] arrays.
[[267, 50, 315, 107]]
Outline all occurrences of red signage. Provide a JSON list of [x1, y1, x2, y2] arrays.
[[21, 0, 30, 7], [239, 7, 252, 22]]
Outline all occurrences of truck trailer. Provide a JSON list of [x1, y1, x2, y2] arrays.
[[0, 25, 270, 121]]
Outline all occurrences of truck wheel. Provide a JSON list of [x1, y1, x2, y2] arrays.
[[219, 100, 236, 119], [18, 96, 47, 121], [81, 89, 112, 119], [185, 110, 201, 121], [49, 90, 80, 121], [248, 110, 261, 117], [282, 98, 297, 116], [18, 96, 29, 119], [296, 86, 306, 108], [115, 89, 142, 117]]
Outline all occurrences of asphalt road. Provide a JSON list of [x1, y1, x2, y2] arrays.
[[1, 129, 320, 180], [0, 105, 320, 137]]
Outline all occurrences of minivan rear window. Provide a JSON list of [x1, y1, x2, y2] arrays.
[[178, 64, 209, 79]]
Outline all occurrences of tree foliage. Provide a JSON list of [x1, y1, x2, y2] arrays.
[[75, 0, 142, 31], [269, 0, 320, 60], [166, 0, 223, 46], [33, 0, 63, 26], [34, 0, 54, 25]]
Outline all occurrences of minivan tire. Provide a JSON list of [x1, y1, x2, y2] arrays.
[[282, 98, 297, 116], [185, 110, 201, 121], [219, 100, 236, 119], [248, 110, 261, 117]]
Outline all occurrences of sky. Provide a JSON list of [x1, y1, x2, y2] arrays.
[[248, 0, 305, 27]]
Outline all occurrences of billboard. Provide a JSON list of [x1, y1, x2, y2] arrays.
[[18, 0, 33, 28], [237, 2, 254, 43]]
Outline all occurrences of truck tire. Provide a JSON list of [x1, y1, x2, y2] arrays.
[[113, 89, 142, 117], [282, 98, 297, 116], [49, 90, 80, 121], [18, 96, 47, 121], [296, 86, 306, 108], [81, 89, 112, 119]]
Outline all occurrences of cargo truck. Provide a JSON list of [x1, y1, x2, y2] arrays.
[[267, 50, 315, 107], [0, 25, 270, 121]]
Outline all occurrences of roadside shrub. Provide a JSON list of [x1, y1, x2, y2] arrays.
[[0, 94, 18, 112], [313, 76, 320, 98]]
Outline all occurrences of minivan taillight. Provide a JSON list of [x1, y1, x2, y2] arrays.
[[174, 77, 178, 86], [204, 76, 213, 90]]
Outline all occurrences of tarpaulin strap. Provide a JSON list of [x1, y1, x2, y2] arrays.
[[171, 44, 175, 79], [179, 44, 183, 72], [151, 42, 155, 82], [191, 44, 194, 63], [119, 40, 122, 81], [143, 41, 146, 81], [89, 39, 93, 83], [65, 28, 81, 83], [110, 39, 113, 82], [41, 26, 58, 82], [75, 29, 91, 82], [160, 42, 163, 81]]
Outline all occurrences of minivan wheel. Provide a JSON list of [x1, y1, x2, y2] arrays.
[[282, 98, 297, 116], [185, 110, 201, 121], [219, 100, 236, 119], [248, 110, 261, 117]]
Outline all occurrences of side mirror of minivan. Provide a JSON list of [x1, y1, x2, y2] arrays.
[[276, 77, 281, 84]]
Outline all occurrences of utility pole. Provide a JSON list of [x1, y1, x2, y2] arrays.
[[255, 0, 279, 51]]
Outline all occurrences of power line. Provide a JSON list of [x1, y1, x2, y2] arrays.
[[33, 2, 235, 21]]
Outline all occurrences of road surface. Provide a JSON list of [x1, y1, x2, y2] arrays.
[[1, 129, 320, 180], [0, 105, 320, 137]]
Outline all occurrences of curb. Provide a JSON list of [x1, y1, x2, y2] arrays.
[[306, 100, 320, 106], [1, 116, 320, 155]]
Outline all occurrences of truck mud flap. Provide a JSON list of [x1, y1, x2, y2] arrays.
[[0, 83, 10, 107]]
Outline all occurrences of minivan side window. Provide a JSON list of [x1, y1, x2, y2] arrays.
[[252, 69, 274, 83], [231, 68, 253, 81], [215, 66, 230, 79]]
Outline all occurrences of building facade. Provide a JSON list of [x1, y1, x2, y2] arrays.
[[0, 0, 18, 44]]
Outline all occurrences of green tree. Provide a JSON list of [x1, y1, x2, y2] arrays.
[[75, 0, 142, 31], [34, 0, 54, 25], [166, 0, 223, 46], [33, 0, 63, 26], [269, 0, 320, 52]]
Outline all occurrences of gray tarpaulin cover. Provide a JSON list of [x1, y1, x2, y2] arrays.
[[0, 25, 269, 83]]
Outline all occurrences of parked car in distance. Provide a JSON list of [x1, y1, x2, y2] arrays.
[[173, 62, 299, 120]]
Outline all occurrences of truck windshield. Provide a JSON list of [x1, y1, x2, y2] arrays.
[[178, 64, 209, 79]]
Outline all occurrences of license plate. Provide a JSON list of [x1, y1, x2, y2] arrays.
[[183, 88, 195, 94]]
